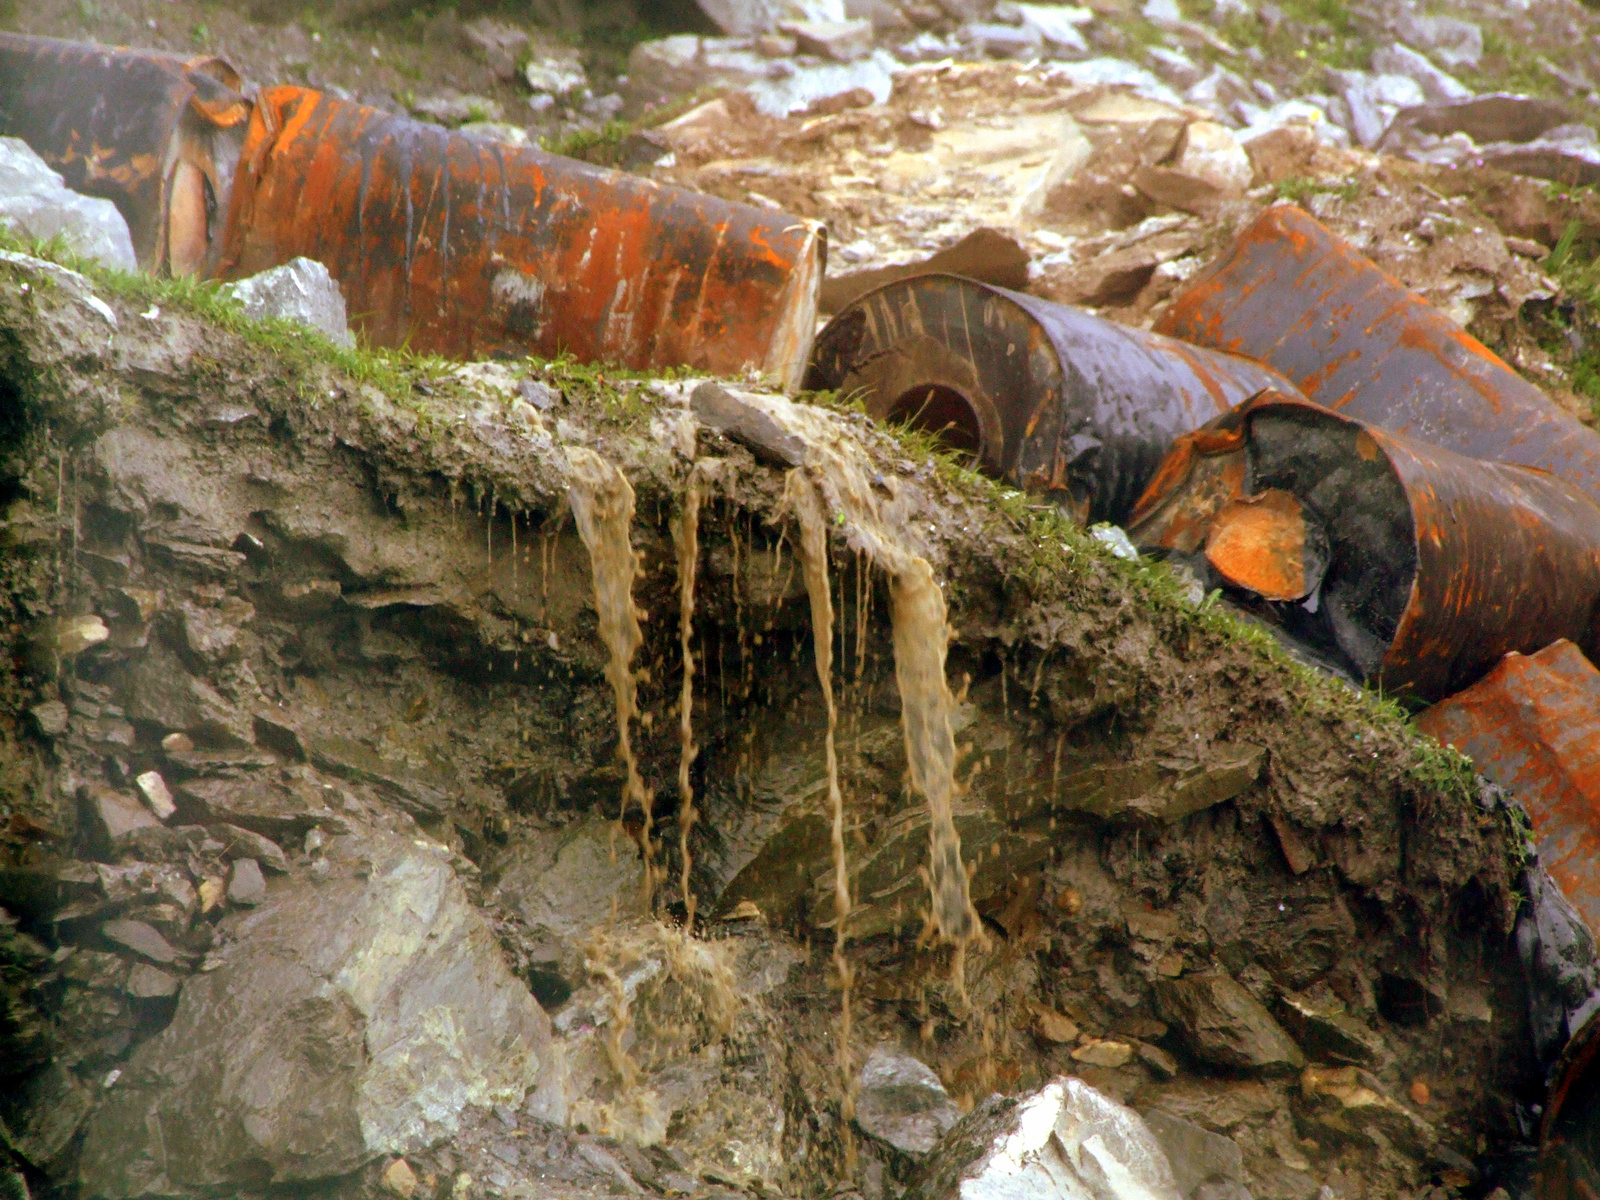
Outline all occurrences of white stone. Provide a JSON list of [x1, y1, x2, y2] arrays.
[[0, 137, 137, 271], [1176, 121, 1253, 195], [1329, 68, 1426, 148], [1141, 0, 1182, 26], [1017, 3, 1092, 55], [523, 55, 588, 97], [1372, 43, 1472, 106], [223, 258, 354, 348], [1395, 11, 1483, 69], [696, 0, 845, 36], [1045, 58, 1186, 107], [134, 771, 176, 822], [931, 1077, 1182, 1200]]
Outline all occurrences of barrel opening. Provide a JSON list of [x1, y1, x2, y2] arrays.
[[885, 383, 983, 456]]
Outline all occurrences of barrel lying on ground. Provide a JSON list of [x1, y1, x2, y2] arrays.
[[1128, 392, 1600, 703], [1417, 640, 1600, 936], [804, 273, 1301, 525], [218, 86, 824, 385], [0, 32, 251, 276], [1154, 202, 1600, 506], [0, 34, 826, 387]]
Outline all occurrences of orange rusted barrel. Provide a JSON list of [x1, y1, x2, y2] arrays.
[[0, 32, 251, 275], [217, 86, 824, 384], [803, 274, 1303, 524], [1417, 641, 1600, 935], [1130, 393, 1600, 702], [1540, 1001, 1600, 1199], [1154, 203, 1600, 505]]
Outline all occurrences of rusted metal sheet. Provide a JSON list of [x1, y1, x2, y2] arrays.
[[1541, 1001, 1600, 1199], [0, 32, 250, 275], [218, 85, 824, 385], [803, 273, 1303, 525], [1417, 640, 1600, 936], [1154, 203, 1600, 506], [1129, 392, 1600, 702]]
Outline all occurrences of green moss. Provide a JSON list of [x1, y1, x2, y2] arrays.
[[1272, 176, 1361, 205]]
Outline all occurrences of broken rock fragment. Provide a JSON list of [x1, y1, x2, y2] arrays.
[[0, 136, 137, 271], [222, 257, 355, 348], [904, 1076, 1181, 1200], [79, 828, 554, 1196], [1154, 971, 1305, 1075], [854, 1046, 961, 1156]]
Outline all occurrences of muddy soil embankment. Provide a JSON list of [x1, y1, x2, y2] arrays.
[[0, 251, 1549, 1200]]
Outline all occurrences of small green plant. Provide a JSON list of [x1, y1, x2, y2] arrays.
[[1271, 176, 1362, 206], [190, 23, 210, 46]]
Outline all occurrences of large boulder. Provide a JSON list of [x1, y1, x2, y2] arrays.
[[0, 137, 137, 271], [78, 828, 554, 1197]]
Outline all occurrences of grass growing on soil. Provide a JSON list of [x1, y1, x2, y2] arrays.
[[1536, 221, 1600, 423]]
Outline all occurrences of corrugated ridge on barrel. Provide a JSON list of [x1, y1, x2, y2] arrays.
[[218, 85, 824, 384], [1154, 202, 1600, 505]]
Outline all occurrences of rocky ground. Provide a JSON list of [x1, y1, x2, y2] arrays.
[[5, 1, 1600, 1199]]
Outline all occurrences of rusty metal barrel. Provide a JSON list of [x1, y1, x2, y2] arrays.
[[1416, 640, 1600, 936], [218, 85, 824, 385], [1540, 1002, 1600, 1199], [0, 32, 251, 275], [1153, 203, 1600, 505], [802, 274, 1302, 525], [1130, 393, 1600, 702]]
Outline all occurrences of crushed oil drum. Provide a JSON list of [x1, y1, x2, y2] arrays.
[[1539, 999, 1600, 1199], [1417, 640, 1600, 937], [0, 32, 251, 275], [1153, 202, 1600, 505], [1128, 392, 1600, 703], [803, 273, 1302, 525], [217, 86, 825, 386]]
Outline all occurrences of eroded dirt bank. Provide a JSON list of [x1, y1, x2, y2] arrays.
[[0, 253, 1545, 1200]]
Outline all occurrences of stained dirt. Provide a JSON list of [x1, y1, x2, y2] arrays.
[[0, 240, 1548, 1199]]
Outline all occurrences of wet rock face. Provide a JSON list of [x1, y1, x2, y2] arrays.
[[78, 829, 554, 1196]]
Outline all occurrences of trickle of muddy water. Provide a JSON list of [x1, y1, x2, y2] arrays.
[[890, 557, 977, 949], [566, 448, 654, 898], [673, 466, 707, 928], [787, 471, 857, 1151]]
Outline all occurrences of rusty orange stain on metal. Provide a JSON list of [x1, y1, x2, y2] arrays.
[[1156, 203, 1600, 504], [1130, 391, 1600, 700], [1418, 640, 1600, 938], [1204, 489, 1313, 601], [217, 85, 824, 383]]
